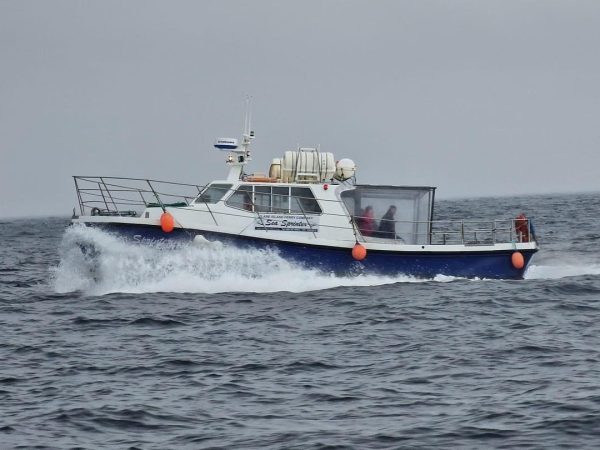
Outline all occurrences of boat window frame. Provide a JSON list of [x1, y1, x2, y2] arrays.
[[225, 184, 323, 215], [194, 183, 233, 205], [290, 187, 322, 215]]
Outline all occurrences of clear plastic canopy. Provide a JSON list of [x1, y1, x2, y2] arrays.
[[341, 185, 436, 244]]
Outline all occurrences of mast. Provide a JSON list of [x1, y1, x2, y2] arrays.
[[215, 98, 255, 181]]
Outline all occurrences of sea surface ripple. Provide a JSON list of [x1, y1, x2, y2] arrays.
[[1, 193, 600, 449]]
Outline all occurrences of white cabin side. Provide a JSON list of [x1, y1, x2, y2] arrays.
[[169, 181, 358, 246]]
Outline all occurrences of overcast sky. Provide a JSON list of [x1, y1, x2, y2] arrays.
[[1, 0, 599, 218]]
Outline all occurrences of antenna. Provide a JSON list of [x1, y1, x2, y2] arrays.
[[217, 97, 256, 181], [244, 96, 252, 136]]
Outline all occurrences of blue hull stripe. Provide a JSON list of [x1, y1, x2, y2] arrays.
[[83, 223, 537, 279]]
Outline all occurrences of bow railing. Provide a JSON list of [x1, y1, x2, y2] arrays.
[[73, 176, 204, 217]]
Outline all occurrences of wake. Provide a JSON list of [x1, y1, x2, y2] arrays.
[[52, 225, 438, 295], [52, 225, 599, 296]]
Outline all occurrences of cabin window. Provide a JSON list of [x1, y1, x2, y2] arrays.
[[290, 187, 322, 214], [225, 185, 322, 214], [195, 183, 232, 204], [254, 186, 272, 213], [272, 186, 290, 213], [225, 185, 253, 211]]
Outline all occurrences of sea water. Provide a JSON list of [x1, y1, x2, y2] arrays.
[[1, 193, 600, 448]]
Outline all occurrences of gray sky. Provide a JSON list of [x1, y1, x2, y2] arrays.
[[1, 0, 599, 218]]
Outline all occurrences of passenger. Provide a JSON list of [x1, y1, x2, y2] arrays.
[[377, 205, 397, 239], [357, 206, 376, 236]]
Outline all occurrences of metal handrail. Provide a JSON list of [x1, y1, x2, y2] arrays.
[[73, 176, 203, 211], [72, 176, 535, 245]]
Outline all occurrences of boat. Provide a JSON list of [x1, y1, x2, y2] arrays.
[[70, 117, 538, 279]]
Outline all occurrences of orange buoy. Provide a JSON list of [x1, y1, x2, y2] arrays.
[[160, 212, 175, 233], [511, 251, 525, 269], [352, 243, 367, 261]]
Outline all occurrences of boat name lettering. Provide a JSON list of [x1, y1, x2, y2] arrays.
[[255, 214, 319, 232]]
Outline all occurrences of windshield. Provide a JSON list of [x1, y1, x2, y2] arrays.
[[195, 184, 232, 204]]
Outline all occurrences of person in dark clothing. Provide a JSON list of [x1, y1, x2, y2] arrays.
[[377, 205, 397, 239]]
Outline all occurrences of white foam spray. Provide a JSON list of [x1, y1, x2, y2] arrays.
[[524, 255, 600, 280], [52, 226, 598, 296], [53, 225, 447, 296]]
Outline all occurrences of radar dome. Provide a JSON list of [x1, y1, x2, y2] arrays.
[[335, 158, 356, 181]]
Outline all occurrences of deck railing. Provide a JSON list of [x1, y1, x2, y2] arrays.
[[73, 176, 204, 217], [72, 176, 534, 245]]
